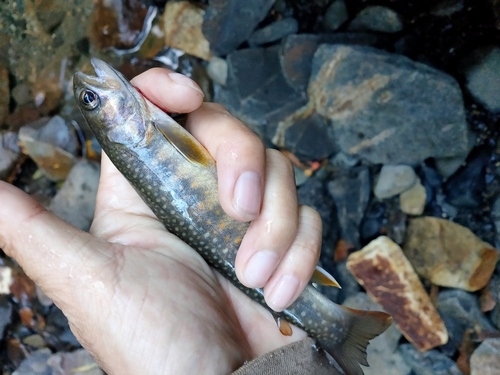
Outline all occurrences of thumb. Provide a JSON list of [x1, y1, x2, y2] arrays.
[[0, 181, 108, 309]]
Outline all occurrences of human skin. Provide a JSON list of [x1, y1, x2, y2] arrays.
[[0, 68, 322, 374]]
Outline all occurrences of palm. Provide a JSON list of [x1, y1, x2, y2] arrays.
[[66, 155, 305, 374]]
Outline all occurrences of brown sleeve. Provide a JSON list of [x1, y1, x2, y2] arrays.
[[231, 337, 342, 375]]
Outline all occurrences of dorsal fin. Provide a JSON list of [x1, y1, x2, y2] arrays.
[[154, 117, 214, 167]]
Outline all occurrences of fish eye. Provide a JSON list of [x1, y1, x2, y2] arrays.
[[80, 89, 100, 110]]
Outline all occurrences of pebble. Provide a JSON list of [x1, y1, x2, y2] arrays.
[[403, 217, 498, 291], [470, 338, 500, 375], [328, 166, 371, 248], [463, 46, 500, 112], [435, 154, 468, 179], [18, 116, 78, 181], [49, 160, 100, 231], [399, 344, 463, 375], [0, 296, 13, 339], [163, 1, 211, 60], [12, 348, 52, 375], [493, 195, 500, 249], [202, 0, 276, 56], [323, 0, 349, 31], [348, 6, 403, 33], [47, 349, 103, 375], [374, 165, 418, 199], [248, 17, 298, 46], [400, 178, 426, 215], [207, 56, 228, 86], [307, 45, 473, 165], [347, 236, 448, 351], [0, 131, 21, 180], [343, 293, 411, 375], [438, 289, 496, 356], [431, 0, 465, 16]]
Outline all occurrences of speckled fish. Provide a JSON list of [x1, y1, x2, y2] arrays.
[[73, 58, 392, 375]]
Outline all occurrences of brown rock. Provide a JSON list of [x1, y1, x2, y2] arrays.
[[0, 62, 8, 126], [346, 236, 448, 351], [163, 1, 211, 60], [403, 217, 498, 291]]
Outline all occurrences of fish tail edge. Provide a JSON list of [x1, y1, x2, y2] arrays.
[[323, 306, 392, 375]]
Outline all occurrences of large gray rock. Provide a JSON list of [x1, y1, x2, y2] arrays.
[[308, 45, 473, 165], [202, 0, 276, 56], [471, 338, 500, 375], [399, 344, 462, 375]]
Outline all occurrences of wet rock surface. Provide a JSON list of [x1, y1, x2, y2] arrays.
[[1, 0, 500, 373]]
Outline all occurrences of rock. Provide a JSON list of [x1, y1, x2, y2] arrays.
[[348, 6, 403, 33], [202, 0, 276, 56], [18, 116, 78, 181], [47, 349, 103, 375], [335, 261, 361, 303], [328, 166, 371, 248], [463, 46, 500, 112], [343, 293, 411, 375], [216, 45, 307, 142], [323, 0, 349, 31], [45, 307, 80, 347], [438, 289, 496, 356], [307, 45, 473, 165], [0, 295, 13, 337], [374, 165, 418, 199], [12, 348, 52, 375], [0, 266, 12, 294], [471, 338, 500, 375], [400, 178, 426, 215], [399, 344, 463, 375], [163, 1, 211, 60], [444, 150, 489, 208], [360, 201, 386, 243], [207, 56, 228, 85], [493, 195, 500, 249], [279, 33, 387, 92], [248, 17, 298, 46], [283, 112, 337, 161], [0, 61, 8, 126], [431, 0, 465, 16], [385, 206, 407, 244], [403, 217, 498, 291], [435, 154, 468, 179], [49, 160, 100, 231], [0, 131, 21, 180], [89, 0, 155, 53], [347, 236, 448, 351]]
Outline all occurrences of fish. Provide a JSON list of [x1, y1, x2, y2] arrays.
[[73, 58, 392, 375]]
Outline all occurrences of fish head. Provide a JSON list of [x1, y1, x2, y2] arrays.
[[73, 58, 150, 147]]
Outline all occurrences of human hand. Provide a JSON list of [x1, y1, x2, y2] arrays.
[[0, 68, 322, 374]]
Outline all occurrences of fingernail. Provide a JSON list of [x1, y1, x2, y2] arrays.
[[168, 72, 204, 96], [243, 250, 279, 287], [267, 275, 300, 312], [234, 171, 262, 219]]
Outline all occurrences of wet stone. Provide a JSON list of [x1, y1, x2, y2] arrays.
[[462, 46, 500, 113], [283, 112, 336, 161], [215, 45, 307, 142], [248, 17, 298, 46], [47, 349, 103, 375], [403, 217, 498, 291], [207, 56, 228, 86], [343, 293, 411, 375], [49, 160, 100, 231], [444, 150, 489, 208], [163, 1, 211, 60], [438, 289, 496, 356], [0, 131, 21, 180], [89, 0, 154, 52], [470, 338, 500, 375], [347, 236, 448, 351], [374, 165, 417, 199], [431, 0, 465, 16], [327, 166, 370, 249], [12, 348, 51, 375], [0, 295, 13, 337], [399, 344, 462, 375], [308, 45, 473, 165], [202, 0, 276, 56], [435, 154, 469, 179], [493, 195, 500, 249], [322, 0, 349, 31], [348, 6, 403, 33]]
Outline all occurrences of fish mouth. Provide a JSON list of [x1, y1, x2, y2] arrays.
[[73, 58, 124, 93]]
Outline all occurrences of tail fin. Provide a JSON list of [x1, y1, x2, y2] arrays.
[[323, 307, 392, 375]]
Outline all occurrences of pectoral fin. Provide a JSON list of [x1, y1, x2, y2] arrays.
[[154, 117, 214, 167], [311, 266, 341, 288]]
